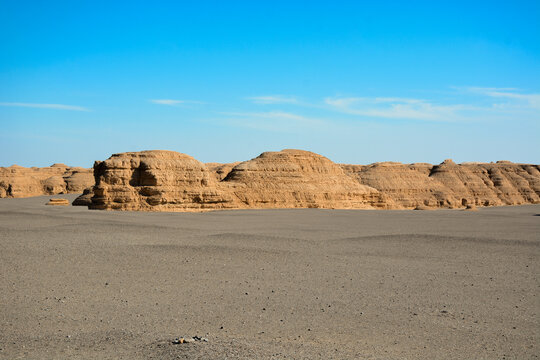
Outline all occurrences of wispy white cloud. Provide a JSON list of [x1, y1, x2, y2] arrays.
[[224, 111, 307, 120], [0, 102, 90, 111], [149, 99, 204, 106], [464, 87, 540, 109], [219, 111, 325, 131], [246, 95, 299, 104], [324, 86, 540, 122], [466, 87, 520, 92], [324, 97, 471, 121]]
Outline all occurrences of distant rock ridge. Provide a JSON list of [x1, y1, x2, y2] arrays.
[[83, 149, 539, 211], [3, 150, 538, 210], [341, 160, 540, 208], [0, 164, 93, 198], [88, 149, 386, 211]]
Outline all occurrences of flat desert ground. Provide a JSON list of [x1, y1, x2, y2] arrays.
[[1, 195, 538, 359]]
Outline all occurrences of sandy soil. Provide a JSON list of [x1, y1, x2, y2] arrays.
[[0, 195, 538, 359]]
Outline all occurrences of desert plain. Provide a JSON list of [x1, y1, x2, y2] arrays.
[[0, 194, 538, 359]]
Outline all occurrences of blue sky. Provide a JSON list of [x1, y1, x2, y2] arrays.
[[1, 0, 539, 167]]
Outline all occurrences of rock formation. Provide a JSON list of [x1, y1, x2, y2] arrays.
[[46, 198, 70, 206], [72, 187, 94, 206], [90, 151, 238, 211], [88, 149, 386, 211], [87, 149, 539, 211], [206, 162, 241, 181], [220, 150, 387, 209], [341, 160, 540, 209], [0, 165, 93, 198], [4, 150, 538, 211]]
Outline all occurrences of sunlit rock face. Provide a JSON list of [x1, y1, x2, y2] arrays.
[[86, 149, 540, 212], [89, 149, 385, 211], [221, 149, 387, 209], [90, 151, 238, 211], [341, 160, 540, 209], [0, 164, 93, 198]]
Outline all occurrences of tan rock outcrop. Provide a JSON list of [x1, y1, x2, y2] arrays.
[[89, 149, 387, 211], [64, 168, 95, 193], [17, 149, 536, 211], [221, 150, 387, 209], [90, 151, 238, 211], [0, 165, 94, 198], [46, 198, 70, 206], [341, 160, 540, 209], [342, 162, 447, 209], [72, 187, 94, 206], [206, 162, 241, 181]]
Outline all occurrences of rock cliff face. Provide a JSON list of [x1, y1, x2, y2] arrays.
[[90, 151, 237, 211], [0, 165, 93, 198], [7, 150, 537, 211], [89, 149, 539, 211], [222, 150, 387, 209], [341, 160, 540, 209], [89, 149, 386, 211]]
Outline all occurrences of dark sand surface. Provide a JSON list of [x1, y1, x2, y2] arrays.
[[0, 195, 538, 359]]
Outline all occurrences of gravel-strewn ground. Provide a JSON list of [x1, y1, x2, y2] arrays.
[[1, 195, 538, 359]]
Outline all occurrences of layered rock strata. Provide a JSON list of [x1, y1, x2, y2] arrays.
[[341, 160, 540, 209], [89, 150, 386, 211], [90, 151, 238, 211], [46, 198, 70, 206], [221, 150, 388, 209], [206, 162, 241, 181], [9, 149, 537, 211], [88, 149, 539, 211], [0, 165, 93, 198]]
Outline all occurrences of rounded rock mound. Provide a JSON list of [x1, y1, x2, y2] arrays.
[[46, 198, 69, 206], [90, 150, 237, 211], [0, 164, 93, 198], [221, 149, 386, 209]]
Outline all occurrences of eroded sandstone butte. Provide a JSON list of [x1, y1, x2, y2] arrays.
[[221, 150, 388, 209], [0, 164, 93, 198], [90, 151, 238, 211], [29, 148, 538, 211], [341, 160, 540, 209], [88, 149, 387, 211]]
